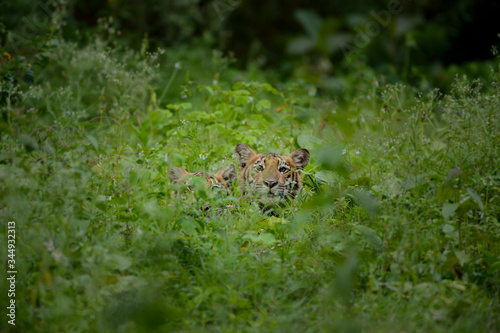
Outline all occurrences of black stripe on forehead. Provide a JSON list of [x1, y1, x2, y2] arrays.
[[263, 153, 286, 163]]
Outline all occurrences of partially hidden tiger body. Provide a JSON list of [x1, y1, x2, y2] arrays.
[[235, 144, 310, 205], [168, 164, 237, 211], [168, 164, 237, 194]]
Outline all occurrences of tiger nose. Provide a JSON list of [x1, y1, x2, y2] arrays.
[[264, 179, 278, 188]]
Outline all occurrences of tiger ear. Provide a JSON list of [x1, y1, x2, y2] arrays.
[[216, 164, 237, 185], [168, 167, 189, 183], [235, 144, 256, 170], [289, 148, 310, 169]]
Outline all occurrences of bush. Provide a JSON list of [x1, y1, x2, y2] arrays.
[[0, 29, 498, 333]]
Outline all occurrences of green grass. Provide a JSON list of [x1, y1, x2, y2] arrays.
[[0, 38, 499, 333]]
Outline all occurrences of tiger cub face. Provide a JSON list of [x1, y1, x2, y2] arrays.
[[235, 144, 310, 204], [168, 164, 237, 194]]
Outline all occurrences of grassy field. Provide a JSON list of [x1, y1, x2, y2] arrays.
[[0, 38, 499, 332]]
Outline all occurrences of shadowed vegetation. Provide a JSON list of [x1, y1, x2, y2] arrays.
[[0, 1, 499, 332]]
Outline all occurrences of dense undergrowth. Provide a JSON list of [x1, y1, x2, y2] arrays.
[[0, 36, 499, 332]]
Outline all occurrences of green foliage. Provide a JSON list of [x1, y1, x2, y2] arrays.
[[0, 35, 499, 333], [225, 1, 500, 93]]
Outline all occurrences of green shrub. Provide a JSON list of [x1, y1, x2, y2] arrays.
[[0, 36, 498, 332]]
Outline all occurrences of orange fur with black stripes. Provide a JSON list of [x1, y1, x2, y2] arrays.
[[168, 164, 237, 194], [235, 144, 310, 204]]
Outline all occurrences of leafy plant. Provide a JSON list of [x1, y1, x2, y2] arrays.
[[0, 26, 499, 333]]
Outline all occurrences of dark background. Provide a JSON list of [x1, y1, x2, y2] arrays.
[[2, 0, 500, 92]]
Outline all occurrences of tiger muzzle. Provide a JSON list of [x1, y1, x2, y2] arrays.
[[264, 178, 278, 189]]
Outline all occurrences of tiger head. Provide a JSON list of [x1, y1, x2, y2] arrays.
[[235, 144, 310, 204], [168, 164, 237, 194]]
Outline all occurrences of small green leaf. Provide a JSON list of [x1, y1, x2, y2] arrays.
[[234, 96, 248, 106], [203, 86, 214, 95], [287, 36, 315, 54], [104, 254, 132, 271], [442, 224, 455, 234], [444, 167, 462, 185], [169, 152, 186, 166], [466, 188, 484, 211], [355, 225, 382, 249], [189, 111, 210, 121], [436, 184, 458, 206], [23, 68, 35, 85], [294, 9, 322, 39], [455, 250, 470, 266], [232, 82, 244, 90], [19, 134, 39, 152], [442, 203, 459, 221], [258, 233, 277, 246], [129, 168, 150, 185], [243, 232, 277, 246], [266, 216, 288, 226], [181, 216, 198, 237], [86, 135, 99, 152], [317, 146, 349, 176], [351, 190, 379, 215], [256, 99, 271, 111], [166, 103, 181, 111], [260, 83, 279, 95]]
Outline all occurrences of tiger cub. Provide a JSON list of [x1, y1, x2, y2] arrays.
[[234, 144, 310, 204], [168, 164, 237, 195]]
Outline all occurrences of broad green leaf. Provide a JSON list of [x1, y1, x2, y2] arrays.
[[297, 134, 322, 150], [315, 170, 336, 185]]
